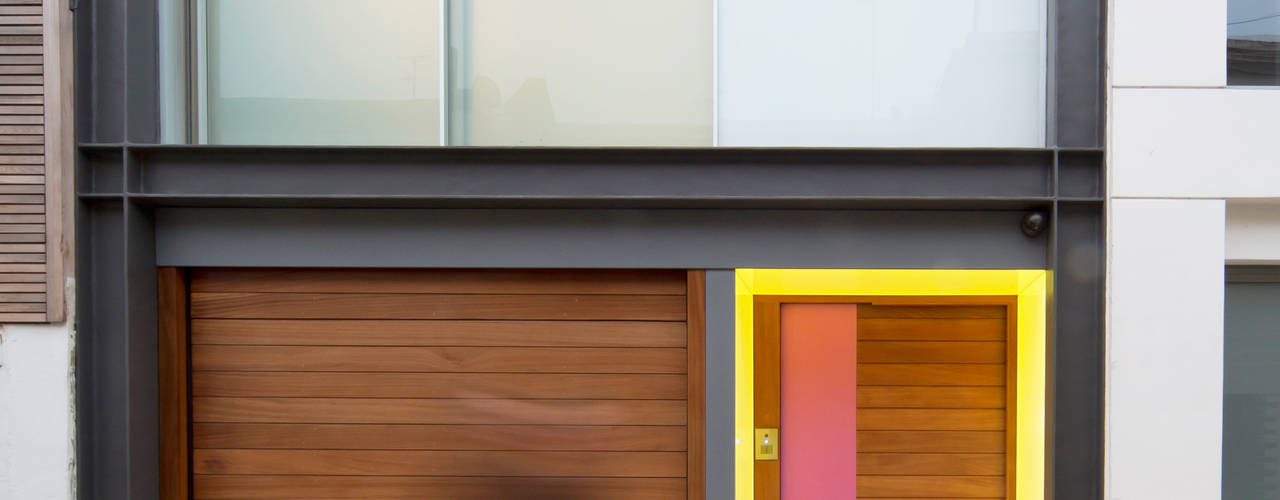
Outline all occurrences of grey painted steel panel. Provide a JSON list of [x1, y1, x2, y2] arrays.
[[705, 270, 736, 500], [1050, 201, 1105, 499], [154, 208, 1046, 269], [128, 147, 1054, 200]]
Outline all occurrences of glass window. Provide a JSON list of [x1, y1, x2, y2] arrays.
[[718, 0, 1047, 147], [1228, 0, 1280, 85], [447, 0, 712, 146], [203, 0, 442, 145], [1223, 281, 1280, 499]]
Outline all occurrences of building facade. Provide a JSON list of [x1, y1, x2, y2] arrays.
[[0, 0, 1272, 499]]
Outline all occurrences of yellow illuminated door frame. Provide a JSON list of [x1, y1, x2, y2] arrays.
[[734, 269, 1046, 500]]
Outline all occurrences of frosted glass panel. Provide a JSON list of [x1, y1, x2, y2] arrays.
[[206, 0, 440, 145], [718, 0, 1046, 147], [449, 0, 712, 146]]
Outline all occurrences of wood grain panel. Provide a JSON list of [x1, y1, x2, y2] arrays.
[[190, 318, 687, 347], [858, 476, 1005, 498], [191, 292, 686, 321], [192, 475, 687, 500], [858, 341, 1006, 364], [193, 397, 688, 425], [190, 268, 687, 295], [193, 423, 687, 451], [858, 305, 1006, 319], [191, 346, 687, 374], [158, 269, 188, 500], [192, 372, 688, 399], [856, 408, 1006, 432], [859, 318, 1006, 341], [752, 298, 780, 500], [858, 431, 1006, 453], [858, 453, 1005, 476], [686, 271, 706, 500], [858, 364, 1005, 386], [193, 449, 687, 477], [858, 386, 1006, 409]]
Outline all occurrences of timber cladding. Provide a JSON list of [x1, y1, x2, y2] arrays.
[[161, 268, 706, 500], [0, 0, 69, 323]]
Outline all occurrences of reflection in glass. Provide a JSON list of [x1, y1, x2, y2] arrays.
[[448, 0, 712, 146], [206, 0, 441, 145], [1223, 283, 1280, 499], [1229, 0, 1280, 85], [719, 0, 1046, 147]]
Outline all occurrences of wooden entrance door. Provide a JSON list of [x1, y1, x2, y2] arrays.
[[753, 297, 1016, 500], [159, 268, 706, 500]]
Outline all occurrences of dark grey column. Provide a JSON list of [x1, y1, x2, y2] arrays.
[[705, 270, 736, 500]]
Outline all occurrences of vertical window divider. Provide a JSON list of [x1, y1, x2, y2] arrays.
[[711, 0, 720, 147], [193, 0, 209, 144], [439, 0, 449, 146]]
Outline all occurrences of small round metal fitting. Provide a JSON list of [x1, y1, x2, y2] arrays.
[[1021, 211, 1048, 237]]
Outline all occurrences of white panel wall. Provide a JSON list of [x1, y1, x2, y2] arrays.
[[1108, 199, 1225, 500], [0, 324, 74, 500], [1112, 88, 1280, 198], [1110, 0, 1225, 86]]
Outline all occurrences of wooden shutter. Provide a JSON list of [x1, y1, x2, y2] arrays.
[[0, 0, 70, 322], [163, 268, 706, 500]]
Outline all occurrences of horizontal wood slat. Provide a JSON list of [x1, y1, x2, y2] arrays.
[[193, 372, 688, 399], [858, 431, 1006, 453], [192, 475, 687, 500], [193, 449, 688, 477], [858, 453, 1005, 476], [858, 475, 1005, 498], [191, 292, 687, 321], [0, 0, 46, 323], [191, 346, 688, 374], [857, 386, 1005, 408], [858, 341, 1006, 364], [858, 305, 1006, 319], [190, 319, 687, 347], [858, 318, 1006, 341], [191, 268, 687, 295], [193, 423, 687, 451], [193, 397, 688, 425], [858, 364, 1005, 386]]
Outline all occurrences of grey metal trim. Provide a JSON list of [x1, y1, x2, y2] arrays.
[[1048, 200, 1105, 499], [72, 146, 1104, 210], [705, 270, 736, 500], [1053, 0, 1106, 147], [154, 208, 1047, 269], [1226, 265, 1280, 283]]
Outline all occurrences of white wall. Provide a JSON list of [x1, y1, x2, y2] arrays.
[[1108, 0, 1280, 495], [1108, 199, 1225, 500], [0, 322, 74, 500]]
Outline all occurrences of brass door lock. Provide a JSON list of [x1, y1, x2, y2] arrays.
[[755, 428, 778, 460]]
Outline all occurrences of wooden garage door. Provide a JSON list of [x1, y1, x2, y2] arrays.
[[160, 268, 706, 500]]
